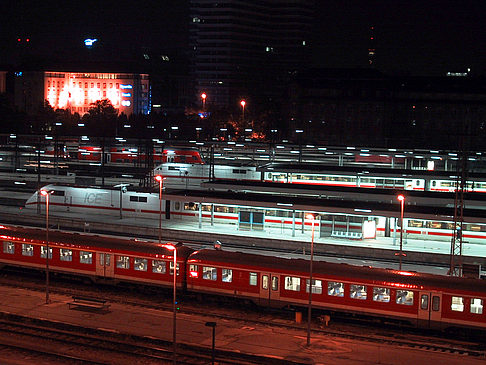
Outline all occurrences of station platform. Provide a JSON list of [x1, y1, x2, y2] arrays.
[[0, 285, 481, 365], [0, 202, 483, 275]]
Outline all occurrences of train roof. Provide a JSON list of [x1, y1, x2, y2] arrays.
[[189, 249, 486, 294], [259, 162, 486, 180], [0, 225, 194, 258]]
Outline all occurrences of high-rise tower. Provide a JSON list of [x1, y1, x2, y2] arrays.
[[368, 25, 376, 66], [189, 0, 315, 109]]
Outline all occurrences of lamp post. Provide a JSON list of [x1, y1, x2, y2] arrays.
[[162, 243, 178, 365], [201, 92, 207, 110], [240, 100, 246, 122], [306, 213, 315, 346], [155, 175, 165, 244], [397, 194, 405, 270], [40, 189, 53, 304]]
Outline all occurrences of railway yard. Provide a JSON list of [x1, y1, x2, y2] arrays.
[[0, 140, 485, 364]]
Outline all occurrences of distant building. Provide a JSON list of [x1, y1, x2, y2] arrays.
[[13, 71, 150, 116], [189, 0, 315, 109], [286, 68, 486, 149]]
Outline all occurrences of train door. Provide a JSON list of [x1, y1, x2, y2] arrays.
[[259, 273, 280, 305], [418, 291, 442, 329], [96, 253, 114, 278]]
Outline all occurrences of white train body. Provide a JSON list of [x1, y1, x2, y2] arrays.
[[154, 162, 486, 193], [25, 184, 486, 245]]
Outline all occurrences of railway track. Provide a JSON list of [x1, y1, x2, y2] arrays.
[[0, 272, 484, 362]]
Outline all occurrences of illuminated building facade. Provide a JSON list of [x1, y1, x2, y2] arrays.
[[14, 71, 150, 116]]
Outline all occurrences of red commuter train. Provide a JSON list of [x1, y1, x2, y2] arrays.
[[0, 225, 485, 332]]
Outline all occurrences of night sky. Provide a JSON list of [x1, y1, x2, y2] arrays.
[[2, 0, 486, 76]]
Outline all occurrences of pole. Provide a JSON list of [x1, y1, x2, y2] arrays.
[[211, 324, 215, 365], [45, 192, 50, 304], [173, 247, 177, 365], [306, 215, 315, 346], [159, 179, 162, 244], [399, 199, 404, 270], [119, 186, 123, 219]]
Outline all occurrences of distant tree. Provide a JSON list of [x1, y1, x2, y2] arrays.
[[82, 99, 118, 137]]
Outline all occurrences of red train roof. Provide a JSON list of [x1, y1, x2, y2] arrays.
[[188, 249, 486, 294], [0, 225, 194, 259]]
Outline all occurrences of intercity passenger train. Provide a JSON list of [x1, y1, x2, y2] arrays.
[[0, 225, 485, 331], [24, 184, 486, 244]]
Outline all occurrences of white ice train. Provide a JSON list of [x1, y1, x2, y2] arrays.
[[153, 158, 486, 193], [24, 184, 486, 245]]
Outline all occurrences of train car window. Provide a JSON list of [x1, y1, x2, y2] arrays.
[[327, 282, 344, 297], [79, 251, 92, 264], [272, 276, 278, 291], [249, 272, 258, 286], [184, 202, 198, 211], [174, 202, 181, 211], [451, 296, 464, 312], [350, 285, 367, 300], [3, 241, 14, 254], [262, 275, 269, 290], [170, 262, 180, 276], [60, 249, 72, 262], [431, 181, 436, 187], [152, 260, 167, 274], [22, 244, 33, 256], [203, 266, 217, 281], [134, 258, 147, 272], [130, 196, 137, 202], [116, 255, 130, 269], [222, 269, 232, 282], [51, 190, 65, 196], [470, 298, 483, 314], [40, 246, 52, 259], [306, 279, 322, 294], [432, 296, 440, 311], [284, 276, 300, 291], [373, 287, 390, 302], [420, 294, 429, 310], [396, 290, 414, 305]]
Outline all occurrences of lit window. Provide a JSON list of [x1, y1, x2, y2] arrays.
[[116, 255, 130, 269], [284, 276, 300, 291], [152, 260, 166, 274], [169, 261, 179, 276], [22, 244, 33, 256], [60, 249, 72, 262], [306, 279, 322, 294], [451, 296, 464, 312], [262, 275, 269, 289], [471, 298, 483, 314], [222, 268, 232, 282], [272, 276, 278, 291], [328, 282, 344, 297], [80, 251, 92, 264], [134, 258, 147, 271], [373, 287, 390, 302], [350, 284, 367, 300], [203, 266, 217, 280], [40, 246, 52, 259], [396, 290, 414, 305], [249, 272, 258, 286], [3, 241, 14, 254]]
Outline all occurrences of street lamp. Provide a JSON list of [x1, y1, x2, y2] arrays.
[[306, 213, 315, 346], [40, 189, 53, 304], [240, 100, 246, 122], [155, 175, 166, 244], [162, 243, 178, 365], [397, 194, 405, 270], [201, 92, 207, 110]]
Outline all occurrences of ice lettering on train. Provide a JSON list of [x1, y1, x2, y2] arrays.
[[84, 193, 102, 204]]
